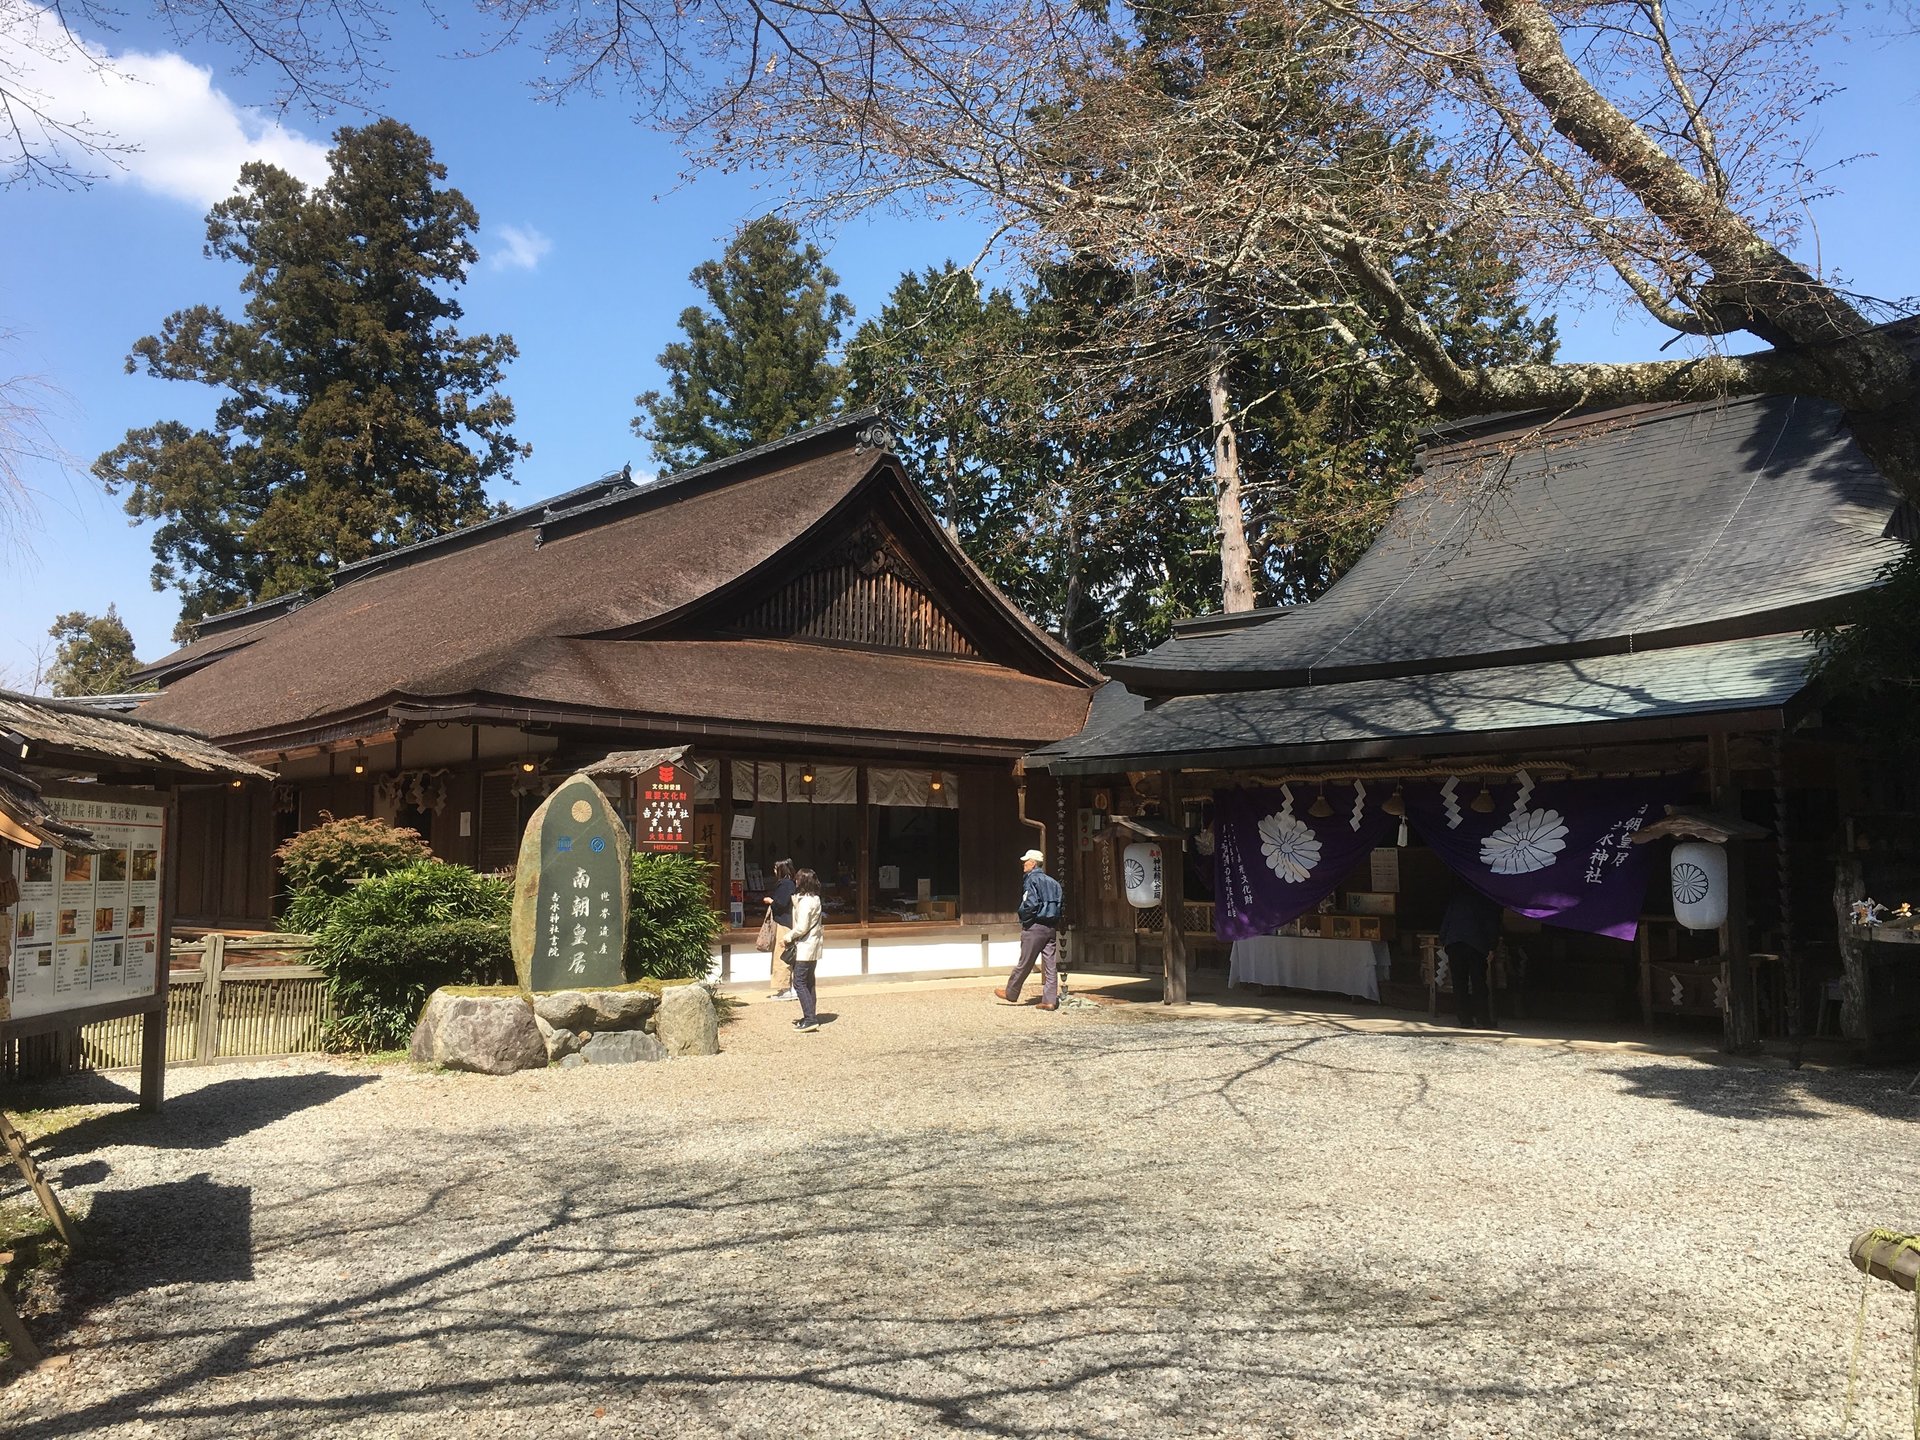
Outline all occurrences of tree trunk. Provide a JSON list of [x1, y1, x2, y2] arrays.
[[1061, 491, 1086, 652], [1209, 354, 1256, 613]]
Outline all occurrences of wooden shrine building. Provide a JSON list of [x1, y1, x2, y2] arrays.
[[1029, 394, 1920, 1056], [132, 413, 1101, 980]]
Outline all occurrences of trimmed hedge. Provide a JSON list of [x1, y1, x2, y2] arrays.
[[309, 861, 513, 1051], [317, 918, 512, 1052], [626, 852, 724, 981]]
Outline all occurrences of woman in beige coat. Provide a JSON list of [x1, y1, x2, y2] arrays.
[[763, 859, 796, 999], [787, 868, 824, 1032]]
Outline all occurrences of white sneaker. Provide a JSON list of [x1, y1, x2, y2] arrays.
[[772, 988, 798, 1001]]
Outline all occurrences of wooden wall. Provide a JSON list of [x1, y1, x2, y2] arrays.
[[958, 765, 1026, 925], [170, 783, 275, 929]]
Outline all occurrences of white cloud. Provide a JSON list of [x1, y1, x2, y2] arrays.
[[492, 223, 553, 272], [6, 2, 330, 206]]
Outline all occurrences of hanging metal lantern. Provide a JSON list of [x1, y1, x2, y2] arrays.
[[1670, 840, 1729, 931], [1123, 842, 1164, 909]]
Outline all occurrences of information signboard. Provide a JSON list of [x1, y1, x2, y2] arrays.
[[638, 764, 692, 852], [3, 796, 165, 1021]]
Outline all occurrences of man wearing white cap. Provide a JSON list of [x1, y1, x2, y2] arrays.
[[998, 848, 1063, 1010]]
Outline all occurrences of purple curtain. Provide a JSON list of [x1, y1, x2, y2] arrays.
[[1404, 772, 1684, 940], [1213, 783, 1396, 942]]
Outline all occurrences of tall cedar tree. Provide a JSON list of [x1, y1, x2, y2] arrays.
[[45, 606, 141, 696], [94, 120, 526, 636], [635, 216, 854, 470]]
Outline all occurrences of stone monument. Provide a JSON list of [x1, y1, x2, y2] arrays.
[[510, 774, 631, 991]]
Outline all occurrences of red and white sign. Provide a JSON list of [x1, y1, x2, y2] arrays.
[[639, 764, 692, 853]]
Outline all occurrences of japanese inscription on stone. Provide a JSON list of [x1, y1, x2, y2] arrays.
[[509, 773, 631, 991]]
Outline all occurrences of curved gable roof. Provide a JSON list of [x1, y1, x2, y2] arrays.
[[137, 419, 1097, 745]]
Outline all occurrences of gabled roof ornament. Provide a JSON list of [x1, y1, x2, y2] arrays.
[[854, 418, 895, 453]]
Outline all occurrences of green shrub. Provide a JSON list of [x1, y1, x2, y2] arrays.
[[318, 919, 512, 1052], [310, 861, 513, 1050], [313, 860, 510, 935], [626, 853, 723, 981], [277, 813, 433, 932]]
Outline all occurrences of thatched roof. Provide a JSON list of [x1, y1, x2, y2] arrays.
[[0, 764, 109, 852], [134, 414, 1099, 753], [0, 690, 271, 782]]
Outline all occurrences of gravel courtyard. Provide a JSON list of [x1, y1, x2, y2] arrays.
[[3, 979, 1917, 1439]]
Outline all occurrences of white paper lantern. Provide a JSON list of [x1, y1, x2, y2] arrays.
[[1123, 842, 1163, 908], [1670, 840, 1728, 931]]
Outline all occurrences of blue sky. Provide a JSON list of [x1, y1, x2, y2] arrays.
[[2, 5, 1916, 683]]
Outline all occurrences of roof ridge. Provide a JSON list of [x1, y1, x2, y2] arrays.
[[532, 409, 887, 544]]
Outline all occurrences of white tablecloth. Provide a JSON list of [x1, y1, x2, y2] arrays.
[[1228, 936, 1389, 1001]]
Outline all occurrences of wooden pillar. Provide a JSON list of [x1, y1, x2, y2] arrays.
[[1055, 776, 1070, 973], [1772, 734, 1803, 1049], [196, 932, 227, 1064], [1161, 770, 1188, 1005], [856, 765, 872, 927], [1710, 733, 1759, 1052], [141, 790, 178, 1113], [1833, 857, 1868, 1041]]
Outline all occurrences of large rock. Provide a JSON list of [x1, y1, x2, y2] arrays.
[[410, 992, 548, 1075], [654, 983, 719, 1057], [585, 988, 658, 1030], [578, 1030, 667, 1065], [532, 990, 596, 1031], [532, 1013, 582, 1062]]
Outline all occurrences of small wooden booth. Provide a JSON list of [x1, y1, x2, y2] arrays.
[[1030, 396, 1920, 1055], [0, 691, 270, 1108]]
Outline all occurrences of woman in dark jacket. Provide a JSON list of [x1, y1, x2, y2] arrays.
[[763, 859, 797, 1000]]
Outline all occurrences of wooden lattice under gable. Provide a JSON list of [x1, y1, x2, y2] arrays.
[[729, 521, 979, 657]]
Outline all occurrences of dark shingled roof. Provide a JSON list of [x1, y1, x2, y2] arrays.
[[136, 418, 1097, 750], [1033, 633, 1815, 773], [457, 638, 1095, 749], [1107, 395, 1899, 694]]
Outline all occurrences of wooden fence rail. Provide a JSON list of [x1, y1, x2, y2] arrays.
[[7, 933, 333, 1077]]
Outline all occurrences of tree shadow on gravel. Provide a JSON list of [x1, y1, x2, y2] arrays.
[[5, 1120, 1742, 1440], [1598, 1061, 1920, 1122], [32, 1072, 376, 1163]]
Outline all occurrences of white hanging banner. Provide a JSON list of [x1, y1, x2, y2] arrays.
[[867, 768, 959, 809], [784, 763, 857, 805]]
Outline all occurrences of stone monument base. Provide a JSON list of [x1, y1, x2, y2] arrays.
[[409, 981, 720, 1075]]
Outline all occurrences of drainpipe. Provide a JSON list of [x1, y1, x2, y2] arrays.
[[1014, 761, 1049, 855]]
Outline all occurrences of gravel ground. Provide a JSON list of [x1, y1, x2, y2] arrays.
[[2, 979, 1917, 1439]]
